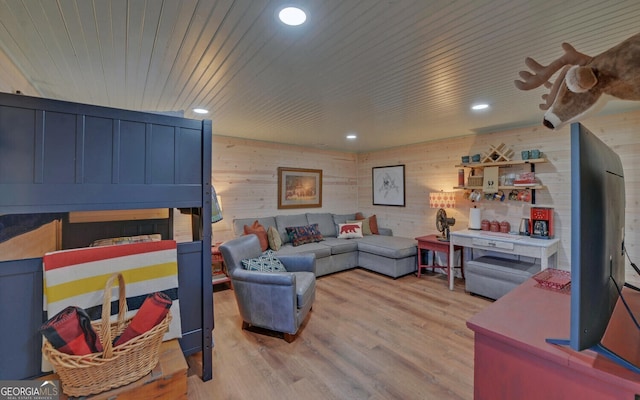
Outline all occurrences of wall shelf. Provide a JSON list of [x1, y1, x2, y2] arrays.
[[454, 185, 545, 191], [454, 158, 547, 169], [455, 157, 547, 204]]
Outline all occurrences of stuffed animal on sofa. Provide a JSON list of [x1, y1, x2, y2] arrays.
[[514, 32, 640, 129]]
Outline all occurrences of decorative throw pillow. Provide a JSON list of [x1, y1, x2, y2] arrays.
[[241, 250, 287, 272], [285, 224, 324, 247], [267, 226, 282, 251], [244, 220, 268, 251], [368, 214, 380, 235], [337, 222, 363, 239], [355, 213, 379, 235], [348, 218, 371, 235]]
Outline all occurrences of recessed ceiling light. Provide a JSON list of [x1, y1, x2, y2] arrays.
[[346, 134, 357, 140], [193, 108, 209, 114], [278, 7, 307, 26], [471, 103, 490, 111]]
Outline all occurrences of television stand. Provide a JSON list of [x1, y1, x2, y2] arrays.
[[546, 278, 640, 374], [545, 338, 640, 375], [467, 278, 640, 399]]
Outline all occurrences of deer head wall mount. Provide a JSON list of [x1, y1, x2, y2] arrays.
[[514, 33, 640, 129]]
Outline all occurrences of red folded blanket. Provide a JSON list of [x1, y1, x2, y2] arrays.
[[113, 292, 172, 346], [40, 306, 103, 355]]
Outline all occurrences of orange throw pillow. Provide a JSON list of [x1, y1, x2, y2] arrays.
[[244, 220, 269, 251], [368, 215, 379, 234]]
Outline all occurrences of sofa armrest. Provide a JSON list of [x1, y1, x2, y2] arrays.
[[378, 227, 393, 236], [278, 253, 316, 274]]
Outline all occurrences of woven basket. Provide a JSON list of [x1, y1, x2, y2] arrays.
[[467, 176, 484, 186], [42, 273, 171, 397]]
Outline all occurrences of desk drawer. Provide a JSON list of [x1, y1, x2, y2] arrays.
[[472, 238, 514, 250]]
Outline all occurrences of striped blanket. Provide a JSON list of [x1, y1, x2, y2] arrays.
[[43, 240, 182, 345]]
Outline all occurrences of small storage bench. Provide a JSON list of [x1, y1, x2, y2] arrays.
[[465, 255, 541, 300]]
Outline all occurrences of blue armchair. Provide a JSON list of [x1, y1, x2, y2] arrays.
[[219, 235, 316, 342]]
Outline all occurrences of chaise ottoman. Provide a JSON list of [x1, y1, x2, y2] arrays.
[[356, 235, 417, 278]]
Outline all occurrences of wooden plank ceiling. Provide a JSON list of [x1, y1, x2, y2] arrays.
[[0, 0, 639, 152]]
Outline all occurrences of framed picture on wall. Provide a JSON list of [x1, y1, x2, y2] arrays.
[[277, 167, 323, 209], [372, 164, 405, 206]]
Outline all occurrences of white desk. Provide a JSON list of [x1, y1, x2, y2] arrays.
[[448, 229, 560, 291]]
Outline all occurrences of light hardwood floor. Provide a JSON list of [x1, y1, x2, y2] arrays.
[[187, 268, 492, 399]]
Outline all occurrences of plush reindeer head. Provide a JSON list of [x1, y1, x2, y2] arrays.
[[515, 33, 640, 129]]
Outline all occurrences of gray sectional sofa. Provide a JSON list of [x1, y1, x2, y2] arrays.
[[232, 213, 417, 278]]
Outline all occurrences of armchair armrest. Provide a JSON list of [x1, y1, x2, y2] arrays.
[[278, 253, 316, 274], [231, 268, 296, 286]]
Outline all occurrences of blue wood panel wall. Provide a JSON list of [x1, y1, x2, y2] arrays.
[[0, 258, 43, 380], [0, 94, 204, 214], [0, 93, 213, 381]]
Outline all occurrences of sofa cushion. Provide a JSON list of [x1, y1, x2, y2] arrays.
[[285, 224, 324, 247], [241, 250, 287, 272], [276, 214, 309, 243], [306, 213, 337, 237], [267, 226, 282, 251], [243, 220, 269, 251], [337, 222, 363, 239], [275, 242, 332, 259], [357, 235, 417, 259], [320, 237, 359, 254]]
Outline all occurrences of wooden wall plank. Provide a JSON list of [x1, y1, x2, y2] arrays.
[[211, 109, 640, 286]]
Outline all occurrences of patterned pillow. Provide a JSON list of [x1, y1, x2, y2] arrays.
[[267, 226, 282, 251], [337, 222, 363, 239], [241, 250, 287, 272], [285, 224, 324, 247]]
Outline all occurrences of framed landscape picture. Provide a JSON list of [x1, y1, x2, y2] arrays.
[[372, 164, 405, 206], [277, 167, 323, 209]]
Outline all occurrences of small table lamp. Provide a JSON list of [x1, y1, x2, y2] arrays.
[[429, 191, 456, 241], [211, 186, 223, 224]]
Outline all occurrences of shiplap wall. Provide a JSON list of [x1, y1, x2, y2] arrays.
[[211, 136, 358, 239], [357, 110, 640, 285], [212, 109, 640, 285]]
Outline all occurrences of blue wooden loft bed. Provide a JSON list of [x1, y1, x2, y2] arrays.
[[0, 92, 213, 381]]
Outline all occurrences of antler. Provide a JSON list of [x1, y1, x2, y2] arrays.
[[537, 66, 570, 110], [514, 43, 592, 90]]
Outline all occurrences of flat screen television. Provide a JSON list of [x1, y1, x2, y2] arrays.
[[546, 122, 639, 373]]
